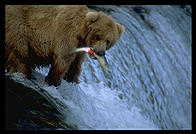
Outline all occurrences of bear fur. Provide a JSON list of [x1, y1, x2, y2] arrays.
[[5, 5, 124, 86]]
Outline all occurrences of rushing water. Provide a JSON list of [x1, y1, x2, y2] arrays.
[[7, 5, 192, 130], [78, 5, 192, 129]]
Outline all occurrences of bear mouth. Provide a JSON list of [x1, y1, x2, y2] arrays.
[[73, 47, 109, 70], [89, 50, 105, 59], [89, 52, 109, 71]]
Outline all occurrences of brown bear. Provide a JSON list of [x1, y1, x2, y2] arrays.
[[5, 5, 124, 86]]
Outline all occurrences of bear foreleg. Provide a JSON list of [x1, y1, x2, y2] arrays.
[[63, 53, 85, 83], [45, 54, 76, 86]]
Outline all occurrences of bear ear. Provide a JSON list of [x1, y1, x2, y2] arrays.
[[116, 23, 125, 36], [86, 12, 99, 23]]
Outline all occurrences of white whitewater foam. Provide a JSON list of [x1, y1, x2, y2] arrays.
[[7, 65, 159, 130], [8, 60, 158, 130], [41, 78, 159, 130]]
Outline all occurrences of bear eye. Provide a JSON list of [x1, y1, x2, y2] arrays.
[[106, 40, 111, 45], [95, 35, 101, 41]]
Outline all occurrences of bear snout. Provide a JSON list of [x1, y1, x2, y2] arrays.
[[96, 51, 105, 56]]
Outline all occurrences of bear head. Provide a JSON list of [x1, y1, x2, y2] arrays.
[[85, 11, 124, 57]]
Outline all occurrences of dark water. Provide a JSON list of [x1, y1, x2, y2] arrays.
[[6, 5, 191, 130]]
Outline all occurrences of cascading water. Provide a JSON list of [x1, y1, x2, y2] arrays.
[[6, 5, 191, 130], [78, 5, 192, 129]]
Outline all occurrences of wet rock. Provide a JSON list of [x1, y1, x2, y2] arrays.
[[133, 6, 150, 14], [5, 73, 73, 130], [179, 5, 192, 17]]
